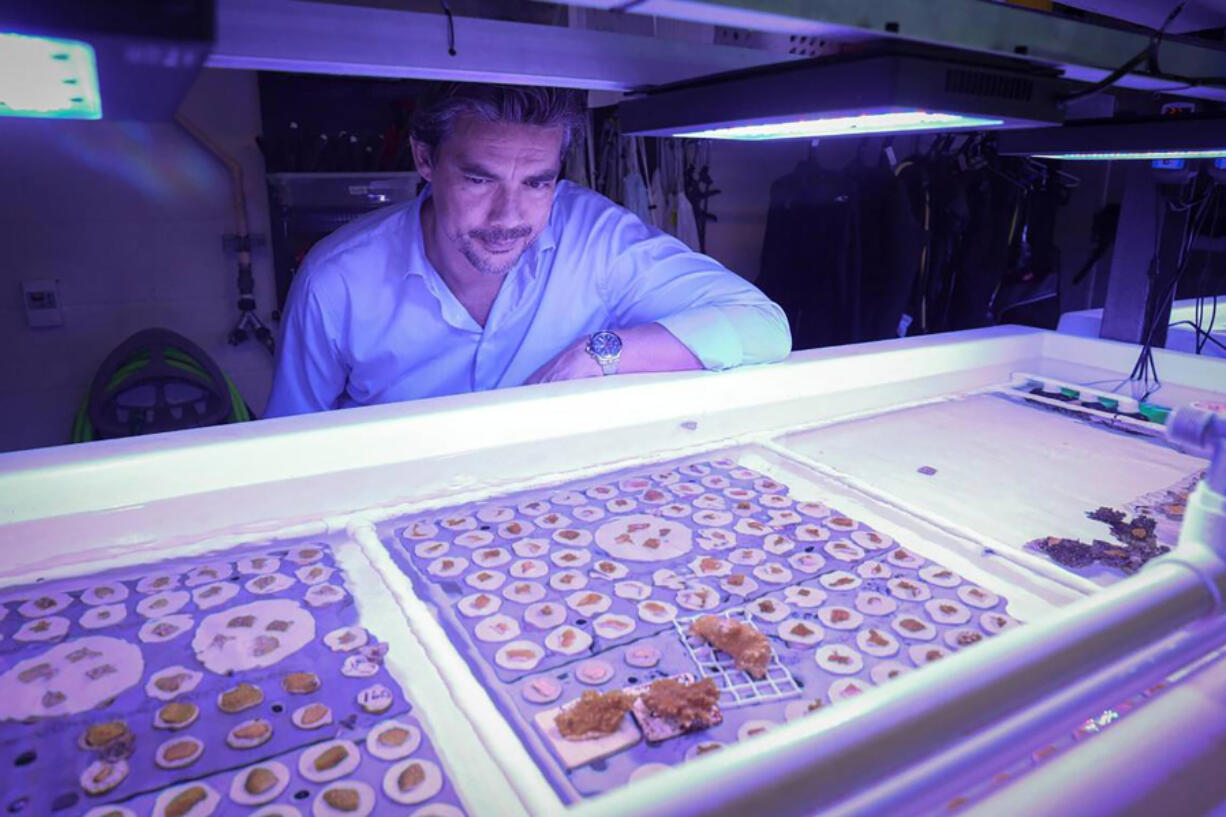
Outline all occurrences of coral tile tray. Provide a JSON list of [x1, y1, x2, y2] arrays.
[[380, 453, 1021, 802], [0, 540, 465, 817]]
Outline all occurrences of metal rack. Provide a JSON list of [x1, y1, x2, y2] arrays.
[[265, 172, 420, 310]]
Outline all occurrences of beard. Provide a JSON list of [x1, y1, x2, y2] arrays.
[[454, 225, 534, 277]]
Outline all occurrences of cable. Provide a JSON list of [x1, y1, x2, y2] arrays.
[[440, 0, 457, 56], [1058, 1, 1187, 103], [1143, 187, 1211, 370], [1191, 190, 1222, 353], [1170, 320, 1226, 353], [1128, 177, 1219, 397], [1125, 189, 1165, 396], [1203, 294, 1219, 354]]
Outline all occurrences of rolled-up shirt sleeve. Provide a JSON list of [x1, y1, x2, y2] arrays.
[[264, 266, 348, 417], [597, 213, 792, 370]]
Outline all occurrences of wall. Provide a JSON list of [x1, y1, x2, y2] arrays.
[[0, 69, 277, 454]]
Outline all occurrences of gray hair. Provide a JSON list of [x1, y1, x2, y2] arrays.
[[410, 83, 586, 158]]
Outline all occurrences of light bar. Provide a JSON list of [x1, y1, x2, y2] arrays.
[[1033, 149, 1226, 161], [999, 117, 1226, 161], [619, 55, 1062, 140], [0, 32, 101, 119], [675, 111, 1005, 141]]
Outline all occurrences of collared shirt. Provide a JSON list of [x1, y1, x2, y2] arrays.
[[265, 181, 791, 417]]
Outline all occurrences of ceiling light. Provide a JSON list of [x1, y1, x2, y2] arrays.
[[1033, 149, 1226, 161], [0, 32, 101, 119], [619, 54, 1062, 141], [675, 111, 1005, 141], [0, 1, 213, 121], [998, 116, 1226, 161]]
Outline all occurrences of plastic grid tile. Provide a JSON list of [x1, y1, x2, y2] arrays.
[[674, 608, 801, 708]]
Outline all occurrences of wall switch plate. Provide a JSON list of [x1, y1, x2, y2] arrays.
[[22, 279, 63, 328]]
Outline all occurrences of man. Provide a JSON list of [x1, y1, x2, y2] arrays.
[[265, 83, 790, 417]]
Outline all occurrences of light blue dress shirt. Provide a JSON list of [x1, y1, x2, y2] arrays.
[[265, 181, 791, 417]]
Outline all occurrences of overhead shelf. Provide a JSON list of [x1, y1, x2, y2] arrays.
[[207, 0, 803, 91], [569, 0, 1226, 102]]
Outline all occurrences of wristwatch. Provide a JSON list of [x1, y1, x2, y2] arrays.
[[585, 330, 623, 375]]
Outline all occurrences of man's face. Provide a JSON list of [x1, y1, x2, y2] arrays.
[[414, 115, 564, 277]]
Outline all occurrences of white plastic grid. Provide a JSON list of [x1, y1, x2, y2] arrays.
[[674, 608, 802, 709]]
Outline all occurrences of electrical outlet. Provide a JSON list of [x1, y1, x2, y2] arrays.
[[22, 279, 63, 328]]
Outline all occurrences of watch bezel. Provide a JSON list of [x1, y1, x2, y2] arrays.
[[587, 330, 622, 362]]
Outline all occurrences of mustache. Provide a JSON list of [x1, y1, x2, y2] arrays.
[[469, 226, 532, 243]]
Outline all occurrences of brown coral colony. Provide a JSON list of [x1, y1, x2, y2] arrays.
[[556, 690, 635, 738], [641, 677, 721, 730], [690, 615, 772, 679]]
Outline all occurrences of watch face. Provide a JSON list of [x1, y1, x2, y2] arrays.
[[590, 331, 622, 359]]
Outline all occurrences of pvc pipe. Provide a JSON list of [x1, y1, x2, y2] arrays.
[[175, 111, 250, 237], [832, 603, 1226, 816], [960, 645, 1226, 817], [572, 559, 1220, 817], [1168, 406, 1226, 492]]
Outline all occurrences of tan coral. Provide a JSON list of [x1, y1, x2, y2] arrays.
[[690, 615, 772, 678], [555, 690, 634, 739]]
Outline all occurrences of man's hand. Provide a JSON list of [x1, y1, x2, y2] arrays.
[[525, 337, 603, 384]]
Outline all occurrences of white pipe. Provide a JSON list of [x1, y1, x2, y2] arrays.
[[960, 645, 1226, 817], [958, 481, 1226, 816], [572, 557, 1224, 817], [831, 600, 1226, 816]]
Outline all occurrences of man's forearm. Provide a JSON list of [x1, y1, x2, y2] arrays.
[[525, 322, 703, 385], [615, 322, 703, 374]]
